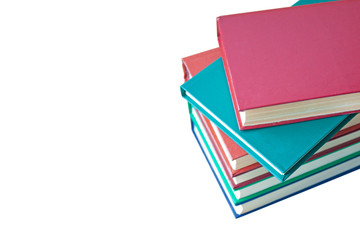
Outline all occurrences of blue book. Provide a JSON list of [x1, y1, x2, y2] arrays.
[[181, 52, 355, 182]]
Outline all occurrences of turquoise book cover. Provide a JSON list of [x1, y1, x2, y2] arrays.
[[181, 57, 354, 181]]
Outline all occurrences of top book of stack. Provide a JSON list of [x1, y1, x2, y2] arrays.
[[217, 0, 360, 130]]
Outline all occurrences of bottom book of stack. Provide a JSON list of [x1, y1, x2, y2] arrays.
[[189, 104, 360, 218]]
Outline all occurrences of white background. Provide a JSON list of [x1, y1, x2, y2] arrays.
[[0, 0, 359, 239]]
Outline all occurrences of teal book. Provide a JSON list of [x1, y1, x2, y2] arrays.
[[181, 58, 355, 181], [292, 0, 337, 6]]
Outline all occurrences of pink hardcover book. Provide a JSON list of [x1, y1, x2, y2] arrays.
[[217, 0, 360, 130]]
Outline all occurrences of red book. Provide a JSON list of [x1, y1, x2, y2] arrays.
[[217, 0, 360, 130], [182, 48, 220, 81]]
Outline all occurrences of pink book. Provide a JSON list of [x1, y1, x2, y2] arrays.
[[217, 0, 360, 130]]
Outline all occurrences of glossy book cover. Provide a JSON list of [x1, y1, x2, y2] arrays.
[[181, 57, 355, 181], [217, 0, 360, 129]]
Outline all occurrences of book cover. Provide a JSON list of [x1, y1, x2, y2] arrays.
[[205, 106, 360, 179], [181, 57, 355, 181], [217, 0, 360, 129], [182, 48, 360, 178], [192, 103, 360, 190]]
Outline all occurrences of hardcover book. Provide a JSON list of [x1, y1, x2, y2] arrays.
[[182, 47, 360, 178], [217, 0, 360, 129], [181, 57, 355, 181]]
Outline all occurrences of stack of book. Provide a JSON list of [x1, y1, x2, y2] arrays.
[[180, 0, 360, 218]]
